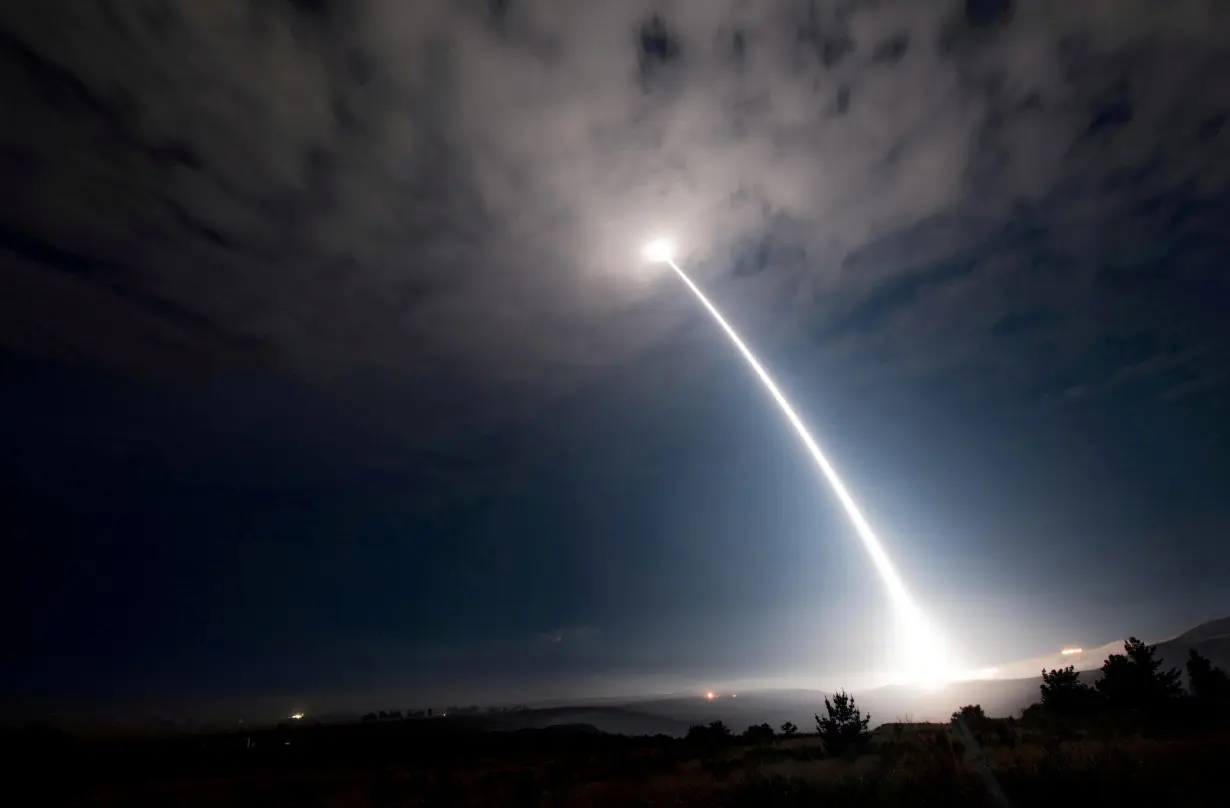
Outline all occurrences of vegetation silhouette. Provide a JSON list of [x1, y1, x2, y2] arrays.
[[740, 722, 775, 745], [1187, 648, 1230, 720], [1095, 636, 1183, 712], [1038, 664, 1099, 718], [7, 627, 1230, 807], [684, 719, 732, 751], [815, 690, 871, 756], [1027, 637, 1230, 736], [950, 704, 987, 725]]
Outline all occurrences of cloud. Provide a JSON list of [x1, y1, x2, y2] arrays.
[[538, 626, 596, 646], [2, 0, 1228, 439]]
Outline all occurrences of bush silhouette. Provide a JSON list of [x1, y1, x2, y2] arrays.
[[1186, 649, 1230, 723], [815, 691, 871, 756], [686, 720, 732, 747], [1096, 637, 1182, 712], [951, 704, 990, 730], [1040, 665, 1101, 717], [741, 723, 775, 745], [779, 720, 798, 738]]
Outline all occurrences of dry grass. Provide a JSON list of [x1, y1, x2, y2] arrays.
[[57, 723, 1230, 807]]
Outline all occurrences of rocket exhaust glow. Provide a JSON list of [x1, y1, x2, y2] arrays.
[[663, 256, 953, 682]]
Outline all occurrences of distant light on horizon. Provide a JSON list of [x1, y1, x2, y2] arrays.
[[290, 713, 304, 720], [705, 691, 716, 700]]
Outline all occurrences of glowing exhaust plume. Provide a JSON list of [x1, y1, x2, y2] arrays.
[[1061, 647, 1083, 656], [642, 237, 676, 263], [655, 250, 954, 683]]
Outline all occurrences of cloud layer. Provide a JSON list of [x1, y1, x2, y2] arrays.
[[2, 0, 1228, 434]]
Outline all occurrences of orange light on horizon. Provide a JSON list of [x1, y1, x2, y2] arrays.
[[705, 691, 716, 700]]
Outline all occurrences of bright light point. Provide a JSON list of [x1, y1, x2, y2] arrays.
[[641, 237, 676, 263], [290, 713, 304, 720], [885, 605, 966, 690], [705, 691, 716, 700]]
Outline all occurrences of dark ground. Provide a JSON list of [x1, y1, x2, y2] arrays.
[[7, 710, 1227, 807]]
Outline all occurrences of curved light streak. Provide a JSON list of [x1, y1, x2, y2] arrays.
[[664, 257, 950, 680]]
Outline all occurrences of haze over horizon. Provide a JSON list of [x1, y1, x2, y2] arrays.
[[2, 0, 1229, 722], [32, 617, 1230, 728]]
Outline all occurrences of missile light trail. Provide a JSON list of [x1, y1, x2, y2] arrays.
[[644, 239, 956, 683]]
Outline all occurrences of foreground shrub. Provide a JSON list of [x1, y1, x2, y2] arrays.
[[727, 771, 985, 808], [816, 691, 871, 757]]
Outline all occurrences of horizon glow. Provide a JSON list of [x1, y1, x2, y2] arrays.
[[651, 247, 958, 685]]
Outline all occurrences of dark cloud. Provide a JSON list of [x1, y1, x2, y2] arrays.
[[1, 0, 1225, 416], [286, 0, 339, 22], [1087, 92, 1135, 137], [640, 15, 682, 66], [1, 1, 1226, 540], [964, 0, 1014, 30], [873, 34, 910, 65]]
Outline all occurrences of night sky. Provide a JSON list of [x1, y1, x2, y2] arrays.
[[2, 1, 1229, 722]]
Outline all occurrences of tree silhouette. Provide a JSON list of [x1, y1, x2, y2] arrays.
[[1096, 637, 1182, 712], [779, 720, 799, 737], [686, 720, 732, 747], [742, 723, 775, 744], [951, 704, 987, 725], [815, 690, 871, 756], [1186, 649, 1230, 717], [1040, 665, 1100, 716]]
